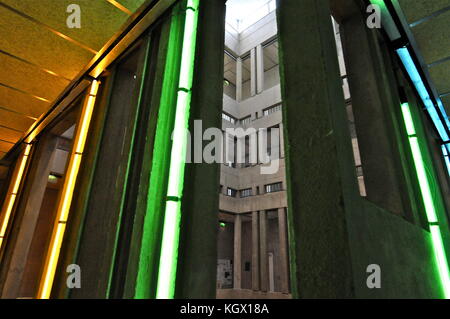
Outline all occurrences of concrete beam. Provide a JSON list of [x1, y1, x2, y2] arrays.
[[259, 210, 268, 292], [251, 211, 260, 291], [278, 207, 289, 293], [250, 48, 257, 97], [236, 57, 242, 102], [256, 44, 265, 94], [233, 214, 242, 289]]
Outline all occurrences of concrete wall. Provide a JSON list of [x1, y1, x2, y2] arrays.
[[278, 0, 448, 298]]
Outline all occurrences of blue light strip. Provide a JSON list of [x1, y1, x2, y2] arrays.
[[442, 145, 450, 176], [396, 47, 450, 142]]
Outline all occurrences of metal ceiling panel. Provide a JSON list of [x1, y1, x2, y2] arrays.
[[1, 0, 130, 51], [116, 0, 148, 12], [0, 109, 35, 132], [0, 5, 94, 79], [0, 85, 50, 119], [0, 127, 22, 144], [0, 53, 69, 101], [0, 140, 13, 153]]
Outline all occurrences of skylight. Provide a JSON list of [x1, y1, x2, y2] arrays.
[[226, 0, 276, 33]]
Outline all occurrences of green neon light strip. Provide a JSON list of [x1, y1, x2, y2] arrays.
[[156, 0, 200, 299], [135, 8, 184, 298], [408, 137, 438, 223], [401, 102, 450, 298], [401, 103, 416, 136], [430, 225, 450, 298]]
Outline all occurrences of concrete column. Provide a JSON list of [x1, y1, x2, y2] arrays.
[[256, 44, 265, 94], [233, 214, 242, 289], [250, 48, 256, 96], [259, 210, 268, 292], [251, 211, 260, 290], [236, 57, 242, 102], [277, 0, 354, 298], [278, 207, 289, 293], [176, 0, 226, 298], [340, 10, 407, 216], [279, 122, 285, 158]]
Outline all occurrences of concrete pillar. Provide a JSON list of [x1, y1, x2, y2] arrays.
[[279, 122, 285, 158], [250, 48, 256, 96], [236, 57, 242, 102], [277, 0, 354, 298], [278, 207, 289, 293], [233, 214, 242, 289], [251, 211, 259, 290], [340, 10, 408, 216], [256, 44, 265, 94], [259, 210, 268, 292], [176, 0, 226, 298]]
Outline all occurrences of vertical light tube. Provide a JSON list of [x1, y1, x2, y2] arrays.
[[0, 143, 32, 252], [401, 102, 450, 298], [155, 0, 200, 299], [441, 145, 450, 176], [134, 6, 184, 298], [37, 80, 100, 299]]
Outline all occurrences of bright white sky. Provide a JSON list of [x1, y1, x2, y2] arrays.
[[226, 0, 276, 32]]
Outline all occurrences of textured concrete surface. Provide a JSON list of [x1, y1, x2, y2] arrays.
[[277, 0, 355, 298], [277, 0, 447, 298]]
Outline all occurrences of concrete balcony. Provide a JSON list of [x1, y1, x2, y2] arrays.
[[219, 190, 287, 213]]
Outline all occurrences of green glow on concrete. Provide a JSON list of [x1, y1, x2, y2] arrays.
[[156, 0, 200, 299], [135, 8, 184, 299], [430, 225, 450, 298], [401, 102, 450, 299], [108, 38, 151, 298]]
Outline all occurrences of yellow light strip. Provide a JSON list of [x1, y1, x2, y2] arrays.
[[0, 143, 32, 252], [37, 80, 100, 299], [106, 0, 133, 15]]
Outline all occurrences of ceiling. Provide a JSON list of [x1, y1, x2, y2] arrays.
[[0, 0, 147, 160], [396, 0, 450, 118]]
